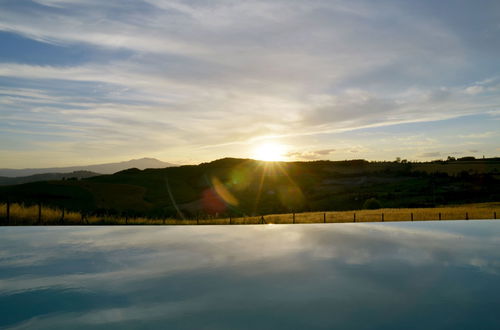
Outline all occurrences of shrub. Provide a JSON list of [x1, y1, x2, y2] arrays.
[[363, 198, 382, 210]]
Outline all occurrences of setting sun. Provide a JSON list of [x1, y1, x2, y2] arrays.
[[252, 142, 287, 161]]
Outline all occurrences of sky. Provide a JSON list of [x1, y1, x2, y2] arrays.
[[0, 0, 499, 168]]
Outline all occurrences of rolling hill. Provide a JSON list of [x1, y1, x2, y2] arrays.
[[0, 171, 100, 186], [0, 157, 499, 218]]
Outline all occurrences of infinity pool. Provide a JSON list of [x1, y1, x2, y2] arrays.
[[1, 221, 500, 329]]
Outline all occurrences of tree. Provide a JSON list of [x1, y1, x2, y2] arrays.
[[363, 198, 382, 210]]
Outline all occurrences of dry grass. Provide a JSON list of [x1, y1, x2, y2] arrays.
[[0, 202, 499, 226]]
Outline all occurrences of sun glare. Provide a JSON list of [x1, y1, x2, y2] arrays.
[[252, 142, 287, 161]]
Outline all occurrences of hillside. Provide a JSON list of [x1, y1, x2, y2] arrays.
[[0, 171, 100, 186], [0, 157, 499, 218]]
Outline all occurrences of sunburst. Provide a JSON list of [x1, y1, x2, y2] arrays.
[[252, 142, 287, 161]]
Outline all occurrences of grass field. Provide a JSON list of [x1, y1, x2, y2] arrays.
[[1, 202, 499, 225]]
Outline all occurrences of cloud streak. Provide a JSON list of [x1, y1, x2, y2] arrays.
[[0, 0, 499, 165]]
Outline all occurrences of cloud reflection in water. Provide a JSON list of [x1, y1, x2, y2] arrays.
[[1, 221, 500, 329]]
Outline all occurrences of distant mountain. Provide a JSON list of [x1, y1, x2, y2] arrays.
[[0, 171, 100, 186], [0, 158, 176, 177]]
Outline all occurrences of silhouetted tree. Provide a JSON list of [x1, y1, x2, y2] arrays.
[[363, 198, 382, 210]]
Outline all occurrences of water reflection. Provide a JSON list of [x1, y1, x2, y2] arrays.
[[1, 221, 500, 329]]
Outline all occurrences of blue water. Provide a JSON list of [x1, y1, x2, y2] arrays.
[[1, 221, 500, 329]]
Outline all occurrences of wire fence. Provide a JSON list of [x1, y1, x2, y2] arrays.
[[0, 202, 498, 226]]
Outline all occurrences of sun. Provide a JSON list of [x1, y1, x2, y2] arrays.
[[252, 142, 287, 161]]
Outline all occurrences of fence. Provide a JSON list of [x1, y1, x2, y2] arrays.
[[0, 202, 498, 226]]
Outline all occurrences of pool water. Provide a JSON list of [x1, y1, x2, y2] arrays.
[[1, 221, 500, 329]]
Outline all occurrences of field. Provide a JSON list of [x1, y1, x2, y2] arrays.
[[1, 202, 498, 225], [411, 160, 500, 175]]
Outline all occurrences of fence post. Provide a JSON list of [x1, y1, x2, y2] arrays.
[[293, 212, 295, 224], [80, 212, 89, 225], [60, 208, 65, 224], [353, 213, 356, 222], [465, 212, 469, 220], [439, 212, 441, 221], [494, 212, 496, 220], [411, 213, 413, 221], [6, 199, 10, 224], [229, 215, 232, 225], [261, 215, 265, 224], [323, 213, 326, 223], [38, 202, 42, 225], [381, 213, 384, 222]]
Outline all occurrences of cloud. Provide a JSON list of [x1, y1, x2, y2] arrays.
[[315, 149, 336, 155], [286, 148, 336, 160], [464, 77, 500, 95], [465, 85, 485, 95], [300, 87, 499, 135], [0, 0, 499, 165], [459, 131, 497, 139], [418, 152, 441, 158]]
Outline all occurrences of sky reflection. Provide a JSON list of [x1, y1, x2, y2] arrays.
[[1, 222, 500, 329]]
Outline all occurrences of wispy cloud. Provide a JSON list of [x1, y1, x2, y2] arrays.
[[286, 148, 336, 160], [418, 152, 441, 158], [459, 131, 498, 139], [0, 0, 499, 165]]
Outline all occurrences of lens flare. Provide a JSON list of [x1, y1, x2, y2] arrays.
[[212, 177, 239, 206]]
